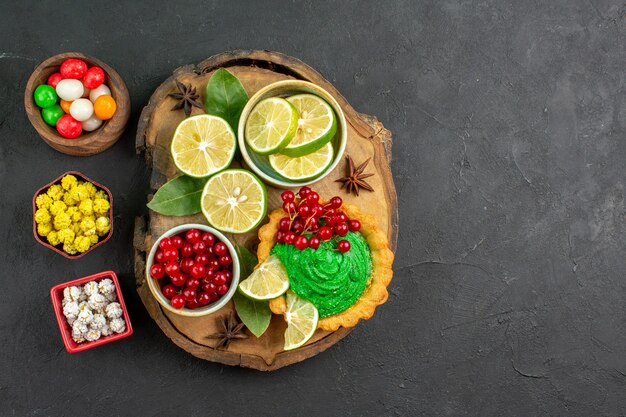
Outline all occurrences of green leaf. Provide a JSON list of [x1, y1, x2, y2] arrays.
[[233, 245, 271, 337], [204, 68, 249, 131], [146, 175, 206, 216]]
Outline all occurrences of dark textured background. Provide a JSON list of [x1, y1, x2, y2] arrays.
[[1, 1, 625, 416]]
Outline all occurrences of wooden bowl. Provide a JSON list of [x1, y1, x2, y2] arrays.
[[24, 52, 130, 156], [33, 171, 113, 259]]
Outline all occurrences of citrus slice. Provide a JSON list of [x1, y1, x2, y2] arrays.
[[200, 169, 267, 234], [282, 94, 337, 157], [283, 290, 319, 351], [269, 142, 334, 181], [170, 115, 236, 178], [238, 255, 289, 300], [244, 97, 298, 155]]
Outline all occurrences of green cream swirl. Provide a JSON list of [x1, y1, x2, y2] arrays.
[[271, 231, 372, 318]]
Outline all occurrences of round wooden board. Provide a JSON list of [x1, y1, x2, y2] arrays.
[[134, 50, 397, 371]]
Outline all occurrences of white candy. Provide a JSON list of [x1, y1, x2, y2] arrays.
[[105, 292, 117, 302], [82, 115, 103, 132], [89, 84, 111, 103], [84, 329, 101, 342], [88, 293, 107, 311], [63, 286, 82, 303], [109, 318, 126, 334], [83, 281, 99, 297], [72, 329, 85, 343], [98, 278, 116, 296], [69, 98, 94, 122], [62, 301, 80, 320], [72, 321, 88, 335], [56, 79, 84, 101], [100, 324, 112, 337], [76, 309, 93, 325], [90, 313, 107, 330], [105, 302, 123, 319], [78, 301, 90, 311]]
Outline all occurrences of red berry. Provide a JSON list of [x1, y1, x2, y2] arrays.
[[81, 66, 105, 89], [305, 217, 319, 230], [159, 237, 173, 250], [186, 277, 201, 290], [312, 203, 325, 217], [276, 231, 287, 243], [309, 236, 321, 250], [337, 212, 348, 223], [298, 186, 311, 198], [164, 247, 179, 262], [326, 215, 339, 227], [223, 270, 233, 283], [279, 217, 291, 232], [182, 288, 196, 302], [291, 218, 305, 234], [202, 282, 217, 293], [218, 255, 232, 266], [329, 196, 343, 209], [155, 250, 165, 264], [186, 298, 199, 309], [198, 292, 212, 306], [164, 261, 180, 276], [318, 226, 333, 241], [283, 201, 296, 214], [284, 232, 296, 245], [337, 240, 351, 253], [217, 284, 229, 295], [190, 263, 205, 279], [192, 241, 206, 255], [185, 229, 201, 243], [213, 271, 227, 286], [170, 273, 187, 287], [180, 258, 194, 273], [56, 114, 82, 139], [171, 235, 184, 249], [162, 284, 177, 299], [205, 246, 215, 258], [306, 191, 319, 205], [207, 259, 220, 271], [180, 243, 193, 258], [348, 219, 362, 232], [203, 269, 216, 281], [335, 223, 349, 237], [209, 292, 220, 302], [60, 58, 88, 79], [194, 254, 209, 265], [281, 190, 295, 202], [201, 232, 215, 247], [171, 294, 185, 309], [47, 72, 63, 88], [214, 242, 228, 256], [294, 235, 309, 250], [298, 204, 311, 217], [150, 264, 165, 279]]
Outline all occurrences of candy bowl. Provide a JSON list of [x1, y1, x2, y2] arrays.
[[238, 79, 347, 189], [145, 224, 240, 317], [50, 270, 133, 353], [24, 52, 130, 156], [33, 171, 113, 259]]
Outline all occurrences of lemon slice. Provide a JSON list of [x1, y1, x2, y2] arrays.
[[282, 94, 337, 157], [170, 115, 236, 178], [283, 291, 319, 351], [200, 169, 267, 234], [238, 255, 289, 300], [269, 142, 334, 181], [244, 97, 298, 155]]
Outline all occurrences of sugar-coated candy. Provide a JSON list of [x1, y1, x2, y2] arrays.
[[81, 115, 103, 132], [69, 98, 94, 122], [62, 301, 79, 321], [105, 302, 122, 319], [100, 324, 112, 337], [47, 72, 63, 88], [41, 104, 64, 126], [63, 286, 82, 303], [60, 58, 88, 79], [82, 66, 105, 89], [83, 281, 99, 296], [72, 321, 88, 337], [109, 318, 126, 334], [89, 84, 111, 102], [56, 79, 84, 101], [98, 278, 115, 296], [76, 308, 93, 325], [84, 329, 101, 342], [56, 115, 82, 139], [88, 293, 107, 311], [34, 84, 57, 108], [104, 292, 117, 302], [60, 99, 72, 113], [72, 328, 86, 343], [93, 95, 116, 120], [90, 313, 107, 330]]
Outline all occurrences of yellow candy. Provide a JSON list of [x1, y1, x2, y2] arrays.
[[69, 184, 88, 202], [83, 182, 97, 198], [57, 228, 75, 244], [37, 222, 53, 237], [46, 184, 63, 201], [63, 242, 77, 255], [34, 208, 51, 225], [61, 175, 78, 191], [79, 199, 93, 216], [53, 213, 72, 230], [66, 206, 82, 222], [63, 192, 78, 206], [94, 190, 108, 200], [95, 216, 111, 236], [47, 231, 61, 246], [74, 236, 92, 253], [49, 200, 67, 217], [35, 194, 53, 210], [72, 223, 81, 235], [80, 218, 96, 236], [89, 234, 99, 245], [92, 198, 110, 215]]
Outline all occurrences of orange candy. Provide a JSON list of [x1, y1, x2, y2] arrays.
[[60, 99, 72, 113], [93, 95, 117, 120]]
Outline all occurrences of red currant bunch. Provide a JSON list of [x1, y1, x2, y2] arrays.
[[149, 229, 233, 309], [277, 186, 361, 252]]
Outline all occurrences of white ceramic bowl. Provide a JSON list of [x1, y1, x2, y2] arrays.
[[238, 80, 347, 189], [145, 224, 240, 317]]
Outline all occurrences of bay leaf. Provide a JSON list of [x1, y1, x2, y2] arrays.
[[204, 68, 249, 131], [146, 175, 206, 216]]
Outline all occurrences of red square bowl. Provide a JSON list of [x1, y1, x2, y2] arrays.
[[50, 270, 133, 353]]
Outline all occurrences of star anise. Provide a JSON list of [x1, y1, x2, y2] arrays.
[[168, 79, 203, 117], [336, 155, 375, 196], [206, 311, 248, 350]]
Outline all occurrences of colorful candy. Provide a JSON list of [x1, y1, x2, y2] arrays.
[[55, 79, 84, 101], [82, 67, 105, 89], [93, 95, 116, 120], [47, 73, 63, 88], [33, 85, 57, 108], [82, 115, 103, 132], [89, 84, 111, 102], [69, 98, 94, 122], [60, 59, 88, 79], [59, 99, 72, 113], [41, 104, 64, 126], [56, 115, 82, 139]]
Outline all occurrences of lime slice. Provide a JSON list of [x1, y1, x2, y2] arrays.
[[283, 291, 318, 350], [244, 97, 298, 155], [171, 115, 236, 178], [282, 94, 337, 157], [201, 169, 267, 234], [239, 255, 289, 300], [269, 142, 334, 181]]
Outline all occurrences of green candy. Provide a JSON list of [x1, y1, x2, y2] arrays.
[[33, 84, 57, 108], [41, 104, 64, 126]]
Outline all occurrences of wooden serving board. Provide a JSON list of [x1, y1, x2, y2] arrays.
[[134, 50, 397, 371]]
